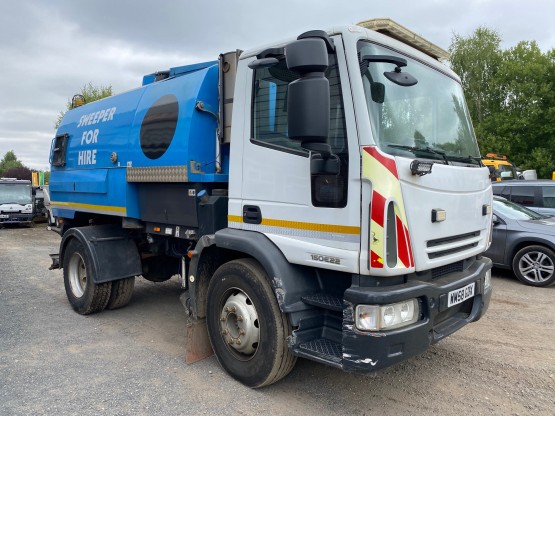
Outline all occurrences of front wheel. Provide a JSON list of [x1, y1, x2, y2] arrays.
[[206, 258, 297, 388], [512, 245, 555, 287], [63, 239, 112, 314]]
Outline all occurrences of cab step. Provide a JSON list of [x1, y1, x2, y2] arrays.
[[293, 337, 343, 368], [291, 293, 346, 367]]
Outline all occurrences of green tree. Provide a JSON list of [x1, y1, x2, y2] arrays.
[[3, 167, 32, 180], [526, 147, 555, 179], [0, 150, 24, 177], [449, 27, 503, 125], [494, 41, 555, 174], [55, 82, 113, 128], [450, 28, 555, 178]]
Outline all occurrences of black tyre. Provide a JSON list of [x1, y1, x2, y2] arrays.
[[512, 245, 555, 287], [206, 258, 296, 388], [63, 239, 112, 314], [107, 276, 135, 310]]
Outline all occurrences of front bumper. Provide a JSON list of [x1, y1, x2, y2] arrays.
[[341, 256, 492, 373], [0, 214, 33, 225]]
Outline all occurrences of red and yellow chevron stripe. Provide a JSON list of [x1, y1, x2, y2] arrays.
[[363, 147, 414, 270]]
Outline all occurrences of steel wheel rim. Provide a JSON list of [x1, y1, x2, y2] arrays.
[[519, 251, 555, 284], [219, 288, 260, 360], [68, 252, 87, 297]]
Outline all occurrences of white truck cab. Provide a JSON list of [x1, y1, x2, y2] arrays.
[[48, 19, 493, 387], [230, 23, 491, 275], [215, 22, 492, 381], [0, 178, 34, 226]]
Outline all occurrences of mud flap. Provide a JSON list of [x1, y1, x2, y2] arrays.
[[185, 316, 214, 364]]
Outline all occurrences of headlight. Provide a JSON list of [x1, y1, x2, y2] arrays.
[[356, 299, 419, 331]]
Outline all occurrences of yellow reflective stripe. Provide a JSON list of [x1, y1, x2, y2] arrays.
[[51, 201, 126, 214], [228, 214, 359, 235], [263, 218, 359, 234], [364, 151, 409, 229]]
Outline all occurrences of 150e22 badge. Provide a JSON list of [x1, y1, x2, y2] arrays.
[[310, 253, 341, 265]]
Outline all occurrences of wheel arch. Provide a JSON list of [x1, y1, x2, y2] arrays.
[[60, 224, 142, 284], [186, 229, 320, 320], [508, 238, 555, 265]]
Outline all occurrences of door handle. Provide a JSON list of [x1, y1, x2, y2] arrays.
[[243, 205, 262, 224]]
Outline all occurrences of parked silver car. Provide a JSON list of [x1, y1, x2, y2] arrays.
[[486, 196, 555, 287]]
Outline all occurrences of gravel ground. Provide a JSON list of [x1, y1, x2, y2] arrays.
[[1, 223, 554, 415]]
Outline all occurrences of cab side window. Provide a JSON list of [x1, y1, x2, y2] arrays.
[[252, 61, 302, 153], [51, 134, 69, 167], [251, 54, 347, 157]]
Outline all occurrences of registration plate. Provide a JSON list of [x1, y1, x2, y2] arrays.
[[0, 215, 9, 218], [447, 282, 475, 307]]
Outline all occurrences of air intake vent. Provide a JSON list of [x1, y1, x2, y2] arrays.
[[427, 231, 480, 260]]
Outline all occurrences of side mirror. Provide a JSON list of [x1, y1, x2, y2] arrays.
[[492, 214, 499, 225], [370, 82, 385, 104], [361, 54, 418, 87], [384, 68, 418, 87], [286, 32, 331, 156]]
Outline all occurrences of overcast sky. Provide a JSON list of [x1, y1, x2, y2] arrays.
[[1, 0, 554, 171]]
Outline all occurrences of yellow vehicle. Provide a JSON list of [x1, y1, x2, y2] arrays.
[[482, 153, 518, 181]]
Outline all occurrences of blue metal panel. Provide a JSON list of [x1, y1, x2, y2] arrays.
[[50, 60, 227, 221], [127, 64, 219, 171]]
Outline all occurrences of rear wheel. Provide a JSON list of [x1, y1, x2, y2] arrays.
[[107, 277, 135, 309], [63, 239, 112, 314], [512, 245, 555, 287], [206, 258, 296, 388]]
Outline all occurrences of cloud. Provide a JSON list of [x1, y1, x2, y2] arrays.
[[1, 0, 553, 170]]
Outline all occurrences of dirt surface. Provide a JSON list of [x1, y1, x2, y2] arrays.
[[1, 224, 554, 415]]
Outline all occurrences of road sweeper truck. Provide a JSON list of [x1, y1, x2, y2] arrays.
[[48, 19, 493, 387]]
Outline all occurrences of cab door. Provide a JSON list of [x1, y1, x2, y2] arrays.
[[237, 36, 361, 274]]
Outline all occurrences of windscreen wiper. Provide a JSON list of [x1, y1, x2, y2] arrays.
[[387, 143, 449, 164], [444, 154, 482, 165]]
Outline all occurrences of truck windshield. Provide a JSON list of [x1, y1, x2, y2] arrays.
[[0, 183, 32, 205], [358, 41, 481, 165]]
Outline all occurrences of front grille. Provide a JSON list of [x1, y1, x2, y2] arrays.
[[427, 231, 480, 260]]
